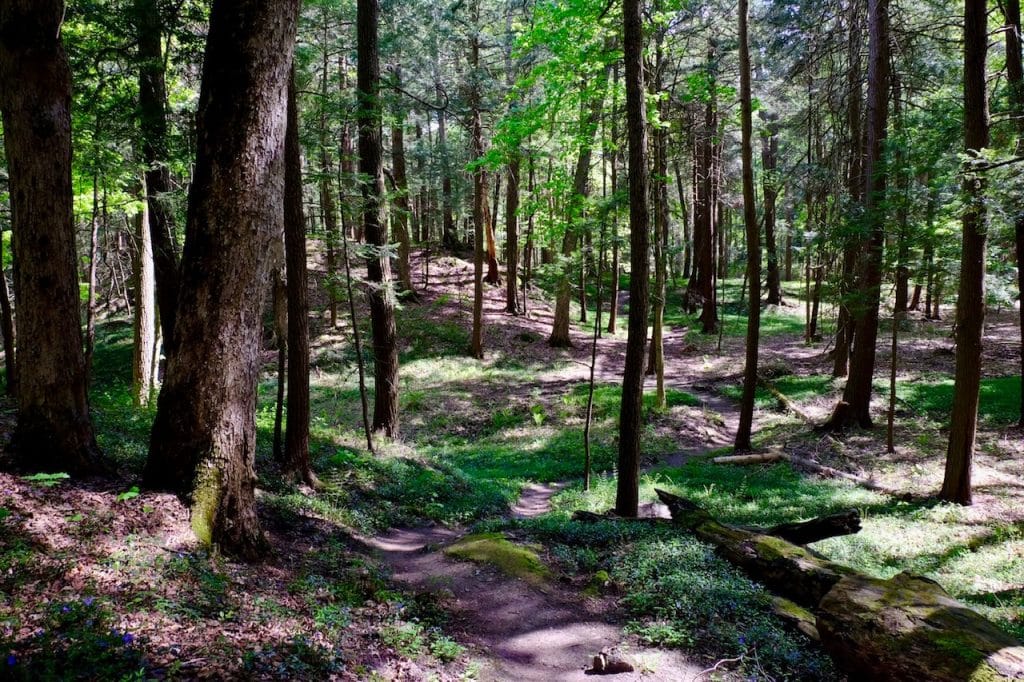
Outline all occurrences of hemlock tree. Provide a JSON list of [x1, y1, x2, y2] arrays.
[[145, 0, 301, 559], [357, 0, 400, 435], [735, 0, 761, 452], [941, 0, 989, 505], [615, 0, 650, 519], [0, 0, 101, 474]]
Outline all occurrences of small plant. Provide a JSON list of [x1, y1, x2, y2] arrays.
[[116, 486, 140, 503], [429, 634, 464, 663], [21, 473, 70, 488], [530, 404, 546, 426]]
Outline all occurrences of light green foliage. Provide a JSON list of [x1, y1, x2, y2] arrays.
[[444, 532, 550, 585]]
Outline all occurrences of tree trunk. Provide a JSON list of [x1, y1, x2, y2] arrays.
[[0, 227, 16, 398], [320, 21, 340, 328], [1004, 0, 1024, 427], [391, 87, 416, 298], [506, 155, 521, 314], [762, 110, 781, 306], [145, 0, 300, 559], [607, 64, 621, 335], [0, 0, 101, 474], [550, 69, 610, 348], [469, 1, 486, 359], [941, 0, 989, 504], [824, 0, 889, 430], [132, 181, 157, 406], [358, 0, 399, 437], [283, 70, 313, 485], [134, 0, 181, 352], [616, 0, 650, 518], [735, 0, 761, 452]]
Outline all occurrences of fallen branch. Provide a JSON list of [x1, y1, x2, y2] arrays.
[[711, 453, 785, 465]]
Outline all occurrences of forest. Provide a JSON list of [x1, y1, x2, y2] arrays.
[[0, 0, 1023, 679]]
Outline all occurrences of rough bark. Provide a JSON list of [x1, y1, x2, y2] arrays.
[[761, 110, 781, 306], [615, 0, 650, 518], [391, 107, 416, 297], [283, 70, 313, 485], [735, 0, 761, 452], [506, 155, 521, 314], [134, 0, 181, 352], [824, 0, 889, 430], [941, 0, 989, 504], [358, 0, 399, 436], [469, 2, 486, 359], [0, 228, 16, 398], [0, 0, 101, 474], [145, 0, 300, 559]]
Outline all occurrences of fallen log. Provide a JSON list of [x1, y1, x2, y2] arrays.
[[711, 453, 785, 465], [653, 489, 1024, 681], [818, 572, 1024, 682], [765, 509, 861, 545]]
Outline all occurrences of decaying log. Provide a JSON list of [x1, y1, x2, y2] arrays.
[[711, 453, 785, 465], [770, 596, 819, 641], [765, 509, 861, 545], [653, 489, 1024, 681], [818, 572, 1024, 682], [758, 375, 813, 422]]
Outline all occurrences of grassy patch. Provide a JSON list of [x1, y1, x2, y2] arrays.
[[895, 376, 1021, 425]]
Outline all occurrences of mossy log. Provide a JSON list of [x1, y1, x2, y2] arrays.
[[818, 572, 1024, 681], [653, 489, 1024, 681]]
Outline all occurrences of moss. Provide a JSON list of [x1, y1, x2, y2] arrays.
[[190, 460, 222, 547], [444, 533, 550, 586]]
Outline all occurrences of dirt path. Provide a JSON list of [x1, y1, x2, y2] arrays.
[[363, 526, 704, 681]]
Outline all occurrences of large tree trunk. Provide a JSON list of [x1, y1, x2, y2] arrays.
[[132, 181, 157, 407], [735, 0, 761, 452], [615, 0, 650, 518], [283, 70, 313, 485], [824, 0, 889, 430], [941, 0, 989, 504], [0, 0, 101, 474], [469, 1, 486, 359], [145, 0, 300, 560], [134, 0, 181, 352], [1004, 0, 1024, 428], [319, 17, 340, 328], [358, 0, 399, 436]]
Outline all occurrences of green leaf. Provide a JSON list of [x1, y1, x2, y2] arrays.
[[116, 486, 141, 503]]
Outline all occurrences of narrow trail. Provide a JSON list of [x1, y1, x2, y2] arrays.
[[362, 258, 753, 679]]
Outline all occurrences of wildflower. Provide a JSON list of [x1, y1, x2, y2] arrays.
[[82, 596, 94, 607], [6, 654, 15, 666], [61, 604, 71, 613], [122, 633, 134, 645]]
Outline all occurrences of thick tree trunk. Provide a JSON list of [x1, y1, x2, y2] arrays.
[[607, 65, 620, 336], [469, 3, 486, 360], [0, 0, 101, 474], [132, 182, 157, 406], [735, 0, 761, 452], [824, 0, 889, 430], [320, 30, 340, 328], [134, 0, 181, 352], [616, 0, 650, 518], [941, 0, 989, 504], [358, 0, 399, 436], [283, 70, 313, 485], [145, 0, 300, 559]]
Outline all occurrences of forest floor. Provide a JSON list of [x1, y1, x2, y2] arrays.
[[0, 245, 1021, 680]]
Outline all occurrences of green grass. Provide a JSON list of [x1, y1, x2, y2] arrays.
[[895, 375, 1021, 426]]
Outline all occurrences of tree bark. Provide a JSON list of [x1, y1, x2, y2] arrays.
[[145, 0, 300, 559], [735, 0, 761, 452], [761, 110, 781, 306], [0, 226, 16, 399], [132, 181, 157, 406], [615, 0, 650, 518], [0, 0, 101, 474], [824, 0, 889, 430], [283, 70, 313, 485], [506, 155, 521, 314], [941, 0, 989, 504], [358, 0, 400, 436], [1004, 0, 1024, 427], [134, 0, 181, 352], [391, 89, 416, 298], [469, 0, 486, 359]]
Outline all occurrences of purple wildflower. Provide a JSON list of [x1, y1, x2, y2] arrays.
[[122, 633, 134, 645], [82, 596, 94, 607], [6, 654, 15, 666]]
